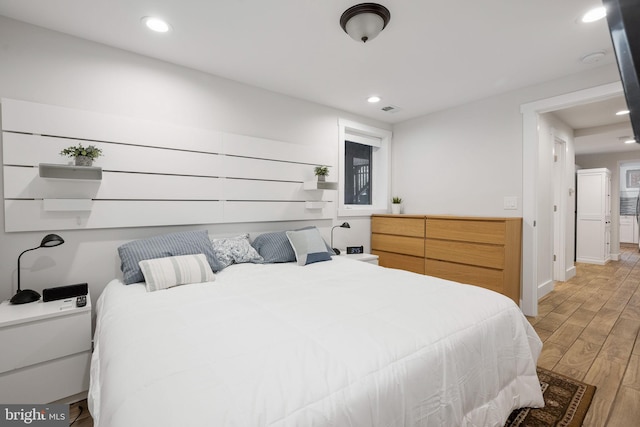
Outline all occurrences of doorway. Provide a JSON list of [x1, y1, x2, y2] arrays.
[[521, 82, 624, 316]]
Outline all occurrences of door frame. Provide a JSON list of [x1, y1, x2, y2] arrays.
[[520, 81, 623, 316], [553, 136, 567, 281]]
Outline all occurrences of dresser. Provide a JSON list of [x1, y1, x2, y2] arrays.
[[371, 215, 522, 304]]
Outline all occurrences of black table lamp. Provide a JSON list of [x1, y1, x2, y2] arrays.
[[11, 234, 65, 304], [331, 222, 350, 255]]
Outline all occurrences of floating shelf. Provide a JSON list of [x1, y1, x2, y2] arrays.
[[305, 201, 327, 209], [39, 163, 102, 181], [303, 180, 338, 190]]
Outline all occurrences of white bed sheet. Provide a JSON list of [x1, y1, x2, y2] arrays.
[[89, 256, 543, 427]]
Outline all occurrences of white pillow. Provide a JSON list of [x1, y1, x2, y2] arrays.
[[139, 253, 215, 292]]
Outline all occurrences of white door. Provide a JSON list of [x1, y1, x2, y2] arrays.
[[552, 139, 565, 280]]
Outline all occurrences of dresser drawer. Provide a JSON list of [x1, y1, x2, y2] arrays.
[[426, 218, 506, 244], [425, 239, 505, 269], [0, 311, 91, 374], [373, 250, 425, 274], [425, 259, 519, 304], [372, 233, 424, 257], [372, 216, 425, 237]]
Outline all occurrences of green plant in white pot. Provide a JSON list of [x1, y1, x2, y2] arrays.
[[391, 197, 402, 214], [314, 165, 329, 182], [60, 143, 103, 167]]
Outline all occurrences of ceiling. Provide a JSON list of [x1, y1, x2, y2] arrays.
[[0, 0, 635, 154]]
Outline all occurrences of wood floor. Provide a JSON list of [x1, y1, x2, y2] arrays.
[[529, 243, 640, 426], [70, 246, 640, 426]]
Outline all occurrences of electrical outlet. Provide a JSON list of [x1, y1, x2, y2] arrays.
[[503, 196, 518, 210]]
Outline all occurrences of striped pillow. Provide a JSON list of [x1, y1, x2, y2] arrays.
[[139, 254, 215, 292], [118, 230, 224, 284]]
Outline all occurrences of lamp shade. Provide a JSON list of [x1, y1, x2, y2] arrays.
[[40, 234, 64, 248], [340, 3, 391, 43]]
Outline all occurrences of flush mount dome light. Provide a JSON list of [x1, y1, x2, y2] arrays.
[[367, 96, 381, 103], [142, 16, 171, 33], [340, 3, 391, 43], [616, 110, 630, 115]]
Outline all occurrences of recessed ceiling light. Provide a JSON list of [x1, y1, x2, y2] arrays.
[[142, 17, 171, 33], [624, 139, 636, 144], [581, 51, 606, 64], [367, 96, 381, 103], [581, 6, 607, 23], [616, 110, 630, 115], [620, 136, 636, 144]]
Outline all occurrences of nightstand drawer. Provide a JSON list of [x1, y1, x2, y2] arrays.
[[0, 311, 90, 374], [0, 351, 90, 404]]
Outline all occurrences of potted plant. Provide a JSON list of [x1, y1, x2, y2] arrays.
[[60, 143, 103, 167], [391, 196, 402, 214], [314, 165, 329, 182]]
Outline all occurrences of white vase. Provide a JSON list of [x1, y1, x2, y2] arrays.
[[391, 204, 401, 214]]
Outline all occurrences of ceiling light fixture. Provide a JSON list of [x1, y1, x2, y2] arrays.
[[340, 3, 391, 43], [581, 6, 607, 23], [142, 16, 171, 33], [625, 139, 636, 144], [367, 96, 381, 103], [616, 110, 630, 115], [580, 51, 606, 64]]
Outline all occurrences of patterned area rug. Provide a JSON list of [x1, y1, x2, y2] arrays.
[[505, 367, 596, 427]]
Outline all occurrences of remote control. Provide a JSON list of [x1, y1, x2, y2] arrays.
[[76, 295, 87, 307]]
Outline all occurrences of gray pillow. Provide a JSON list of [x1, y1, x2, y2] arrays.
[[251, 227, 332, 263], [118, 230, 224, 284], [286, 228, 333, 266]]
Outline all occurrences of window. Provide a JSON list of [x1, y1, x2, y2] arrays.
[[344, 141, 372, 205], [338, 119, 391, 216]]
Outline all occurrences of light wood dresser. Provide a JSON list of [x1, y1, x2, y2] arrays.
[[371, 214, 522, 304]]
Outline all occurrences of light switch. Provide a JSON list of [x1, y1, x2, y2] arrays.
[[503, 196, 518, 210]]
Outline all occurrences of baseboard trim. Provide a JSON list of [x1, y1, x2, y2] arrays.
[[538, 279, 555, 300], [565, 265, 576, 280]]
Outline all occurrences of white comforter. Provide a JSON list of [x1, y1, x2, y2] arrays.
[[89, 256, 543, 427]]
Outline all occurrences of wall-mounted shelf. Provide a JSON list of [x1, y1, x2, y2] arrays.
[[303, 180, 338, 190], [39, 163, 102, 181], [305, 201, 327, 209]]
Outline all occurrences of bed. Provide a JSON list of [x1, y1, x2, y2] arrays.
[[89, 245, 543, 427]]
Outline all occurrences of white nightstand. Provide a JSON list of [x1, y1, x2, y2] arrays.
[[341, 252, 379, 265], [0, 293, 92, 404]]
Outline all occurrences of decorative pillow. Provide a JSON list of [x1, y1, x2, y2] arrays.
[[251, 227, 333, 263], [118, 230, 225, 285], [139, 254, 215, 292], [285, 228, 333, 266], [251, 230, 297, 263], [210, 234, 264, 268]]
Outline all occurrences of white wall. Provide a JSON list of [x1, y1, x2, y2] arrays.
[[0, 16, 390, 303], [576, 151, 640, 258], [392, 64, 620, 309]]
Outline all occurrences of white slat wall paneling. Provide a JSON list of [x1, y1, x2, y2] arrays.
[[1, 98, 223, 153], [2, 98, 336, 232], [224, 201, 334, 223], [5, 201, 224, 232], [222, 133, 333, 167]]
